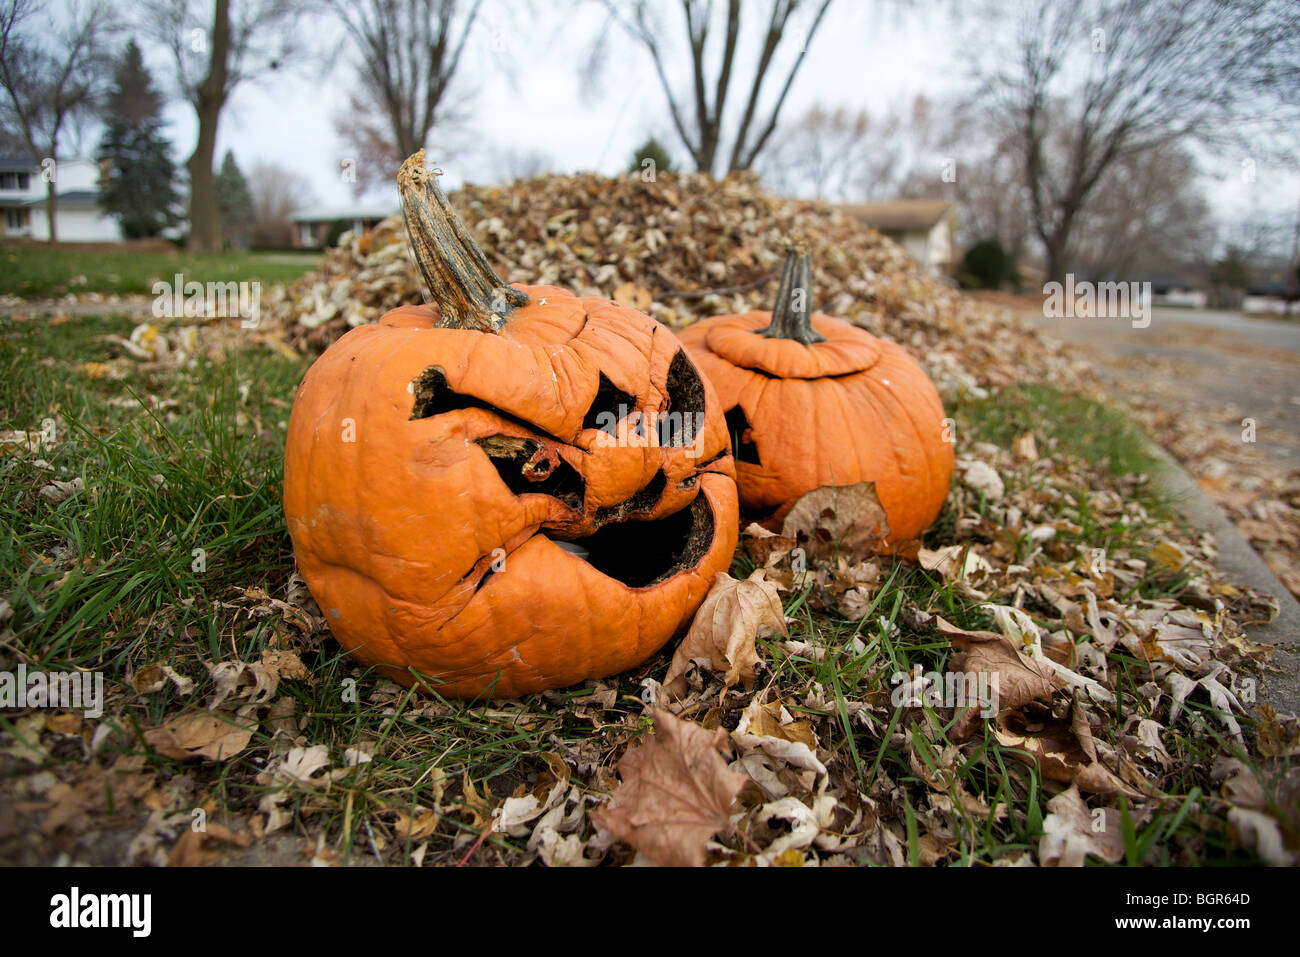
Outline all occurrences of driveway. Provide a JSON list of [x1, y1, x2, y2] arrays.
[[1023, 306, 1300, 471]]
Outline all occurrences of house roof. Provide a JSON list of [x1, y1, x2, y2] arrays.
[[24, 190, 102, 207], [291, 205, 397, 224], [840, 199, 956, 232]]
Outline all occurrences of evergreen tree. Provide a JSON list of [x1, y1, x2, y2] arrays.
[[215, 151, 255, 248], [628, 137, 677, 178], [96, 40, 181, 239]]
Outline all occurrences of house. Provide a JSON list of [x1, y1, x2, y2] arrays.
[[1242, 277, 1299, 315], [840, 199, 958, 278], [1143, 274, 1208, 309], [290, 205, 397, 248], [1, 157, 123, 242]]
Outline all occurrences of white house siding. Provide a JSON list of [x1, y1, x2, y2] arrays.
[[1, 158, 123, 242], [28, 206, 122, 242]]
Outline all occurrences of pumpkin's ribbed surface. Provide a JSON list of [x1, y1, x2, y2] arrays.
[[680, 310, 952, 543]]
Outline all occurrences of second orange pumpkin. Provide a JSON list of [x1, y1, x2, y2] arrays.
[[678, 247, 954, 544]]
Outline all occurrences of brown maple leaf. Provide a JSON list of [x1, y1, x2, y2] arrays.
[[663, 570, 786, 699], [592, 708, 745, 866], [781, 482, 890, 562]]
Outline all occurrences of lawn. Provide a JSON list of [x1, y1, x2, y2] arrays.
[[0, 243, 321, 299], [0, 310, 1291, 867]]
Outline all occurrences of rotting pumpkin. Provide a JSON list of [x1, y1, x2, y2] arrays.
[[678, 246, 953, 545], [283, 151, 739, 699]]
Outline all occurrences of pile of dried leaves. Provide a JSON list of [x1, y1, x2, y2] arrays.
[[265, 169, 1086, 400]]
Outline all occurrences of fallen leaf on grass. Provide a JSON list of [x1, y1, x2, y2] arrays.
[[781, 482, 890, 562], [937, 616, 1056, 714], [994, 703, 1139, 797], [918, 544, 993, 582], [958, 458, 1004, 503], [731, 697, 827, 792], [592, 708, 745, 867], [1038, 787, 1124, 866], [740, 523, 798, 567], [143, 709, 256, 762], [663, 570, 785, 699], [38, 477, 83, 504], [130, 663, 195, 696], [168, 821, 252, 866], [206, 649, 307, 709]]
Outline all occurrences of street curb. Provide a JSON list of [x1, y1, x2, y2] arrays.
[[1146, 444, 1300, 717]]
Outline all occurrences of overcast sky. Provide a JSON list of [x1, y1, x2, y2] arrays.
[[111, 1, 1298, 238]]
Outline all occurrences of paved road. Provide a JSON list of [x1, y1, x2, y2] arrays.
[[1024, 306, 1300, 471]]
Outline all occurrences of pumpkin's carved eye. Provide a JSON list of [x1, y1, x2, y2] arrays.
[[583, 373, 637, 435], [410, 366, 482, 419], [658, 350, 706, 447], [474, 435, 585, 510], [411, 366, 562, 441], [724, 406, 761, 465]]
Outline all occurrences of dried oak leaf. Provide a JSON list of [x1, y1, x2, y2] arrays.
[[143, 708, 256, 762], [592, 708, 745, 867], [663, 570, 786, 699], [994, 704, 1139, 797], [741, 522, 799, 568], [781, 482, 890, 562], [168, 821, 252, 866], [1038, 786, 1125, 867], [937, 615, 1057, 712]]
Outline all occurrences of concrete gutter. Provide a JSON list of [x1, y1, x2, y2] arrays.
[[1148, 445, 1300, 717]]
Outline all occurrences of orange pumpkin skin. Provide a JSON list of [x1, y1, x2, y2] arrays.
[[284, 287, 739, 699], [678, 310, 952, 544]]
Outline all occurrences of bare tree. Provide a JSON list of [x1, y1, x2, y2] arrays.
[[138, 0, 309, 252], [761, 96, 966, 204], [968, 0, 1300, 283], [330, 0, 482, 195], [0, 0, 115, 241], [599, 0, 834, 175], [1069, 140, 1212, 280], [758, 104, 871, 201], [247, 159, 315, 245]]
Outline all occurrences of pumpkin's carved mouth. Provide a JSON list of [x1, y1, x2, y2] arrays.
[[544, 493, 716, 588]]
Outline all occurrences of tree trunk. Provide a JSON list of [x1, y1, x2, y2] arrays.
[[44, 175, 58, 243], [186, 0, 231, 253], [1044, 236, 1071, 287]]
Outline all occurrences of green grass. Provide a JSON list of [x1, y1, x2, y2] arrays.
[[0, 244, 320, 298], [0, 317, 1283, 866], [956, 382, 1166, 485]]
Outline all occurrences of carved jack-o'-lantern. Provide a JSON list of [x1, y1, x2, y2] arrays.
[[679, 247, 952, 544], [283, 152, 739, 699]]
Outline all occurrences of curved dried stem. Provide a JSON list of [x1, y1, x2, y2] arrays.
[[398, 150, 530, 333], [759, 245, 824, 344]]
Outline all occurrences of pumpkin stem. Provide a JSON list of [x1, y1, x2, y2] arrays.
[[398, 150, 530, 333], [760, 245, 825, 344]]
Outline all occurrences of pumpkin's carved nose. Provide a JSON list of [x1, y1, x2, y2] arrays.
[[581, 441, 666, 510]]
